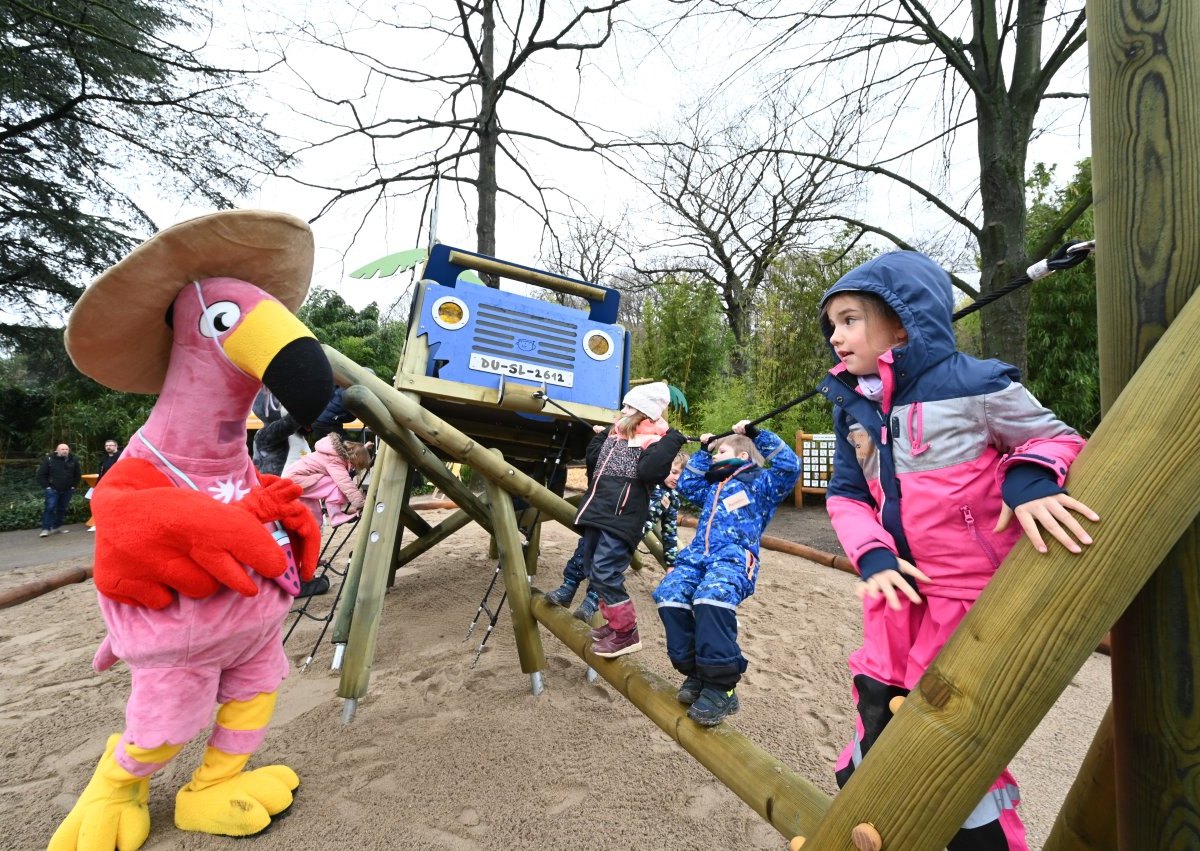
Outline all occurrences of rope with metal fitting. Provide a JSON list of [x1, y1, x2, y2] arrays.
[[533, 239, 1096, 447], [694, 240, 1095, 445], [951, 239, 1095, 322]]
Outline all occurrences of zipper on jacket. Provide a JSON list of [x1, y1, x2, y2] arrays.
[[576, 438, 614, 519], [961, 505, 1001, 569], [703, 477, 731, 554], [617, 482, 631, 514]]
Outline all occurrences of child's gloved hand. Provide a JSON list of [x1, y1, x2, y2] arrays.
[[855, 558, 931, 610], [995, 493, 1099, 553], [730, 419, 759, 437]]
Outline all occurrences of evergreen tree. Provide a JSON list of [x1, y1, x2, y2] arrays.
[[1024, 160, 1099, 433], [298, 288, 406, 379], [632, 278, 730, 430], [1, 0, 282, 347]]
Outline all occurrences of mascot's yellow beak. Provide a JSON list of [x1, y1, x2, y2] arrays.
[[223, 299, 334, 426]]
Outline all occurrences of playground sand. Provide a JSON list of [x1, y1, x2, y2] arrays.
[[2, 509, 1111, 850]]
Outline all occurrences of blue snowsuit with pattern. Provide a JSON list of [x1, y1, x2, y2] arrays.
[[653, 429, 800, 689]]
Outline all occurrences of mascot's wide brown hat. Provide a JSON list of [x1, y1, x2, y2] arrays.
[[65, 209, 315, 394]]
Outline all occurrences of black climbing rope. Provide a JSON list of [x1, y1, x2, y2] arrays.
[[532, 241, 1095, 446]]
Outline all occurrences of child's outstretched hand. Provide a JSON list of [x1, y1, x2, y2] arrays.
[[856, 558, 931, 610], [994, 494, 1099, 554], [731, 419, 753, 435]]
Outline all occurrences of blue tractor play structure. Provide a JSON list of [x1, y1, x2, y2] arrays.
[[359, 243, 631, 482]]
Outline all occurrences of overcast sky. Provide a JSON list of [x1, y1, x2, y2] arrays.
[[145, 0, 1090, 314]]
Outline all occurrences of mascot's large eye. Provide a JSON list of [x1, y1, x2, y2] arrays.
[[199, 301, 241, 338]]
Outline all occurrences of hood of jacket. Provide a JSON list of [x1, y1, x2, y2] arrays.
[[313, 433, 347, 461], [819, 251, 958, 390]]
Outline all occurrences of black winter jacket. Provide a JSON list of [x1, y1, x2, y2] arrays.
[[97, 451, 122, 480], [574, 428, 687, 546], [37, 454, 82, 490], [252, 414, 301, 476]]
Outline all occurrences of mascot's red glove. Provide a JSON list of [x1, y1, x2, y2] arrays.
[[247, 473, 321, 582], [93, 459, 295, 609]]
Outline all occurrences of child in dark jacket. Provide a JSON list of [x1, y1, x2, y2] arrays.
[[548, 450, 687, 623], [653, 421, 799, 725], [643, 450, 687, 569], [573, 382, 686, 658]]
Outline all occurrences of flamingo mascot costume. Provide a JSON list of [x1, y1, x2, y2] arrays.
[[52, 211, 332, 850]]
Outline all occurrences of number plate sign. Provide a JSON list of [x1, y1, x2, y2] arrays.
[[469, 353, 574, 387]]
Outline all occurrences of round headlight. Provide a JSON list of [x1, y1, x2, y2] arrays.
[[583, 330, 614, 361], [431, 296, 469, 330]]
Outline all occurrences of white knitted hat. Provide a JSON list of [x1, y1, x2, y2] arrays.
[[622, 381, 671, 421]]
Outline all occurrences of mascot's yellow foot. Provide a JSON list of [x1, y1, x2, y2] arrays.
[[49, 734, 151, 851], [174, 748, 299, 837]]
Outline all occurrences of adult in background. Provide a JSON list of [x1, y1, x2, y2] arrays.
[[37, 442, 82, 537], [97, 439, 123, 480], [252, 388, 311, 476], [89, 439, 124, 532], [309, 385, 356, 441]]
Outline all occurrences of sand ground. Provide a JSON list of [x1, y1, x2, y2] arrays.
[[1, 505, 1110, 850]]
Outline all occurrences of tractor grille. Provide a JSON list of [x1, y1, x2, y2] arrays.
[[472, 303, 578, 368]]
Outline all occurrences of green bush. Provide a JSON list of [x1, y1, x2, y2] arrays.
[[0, 491, 90, 532]]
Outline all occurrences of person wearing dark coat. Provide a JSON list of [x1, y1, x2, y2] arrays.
[[96, 439, 123, 481], [572, 382, 686, 658], [309, 386, 356, 441], [37, 442, 82, 536]]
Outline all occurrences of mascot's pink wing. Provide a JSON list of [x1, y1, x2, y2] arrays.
[[93, 458, 289, 609]]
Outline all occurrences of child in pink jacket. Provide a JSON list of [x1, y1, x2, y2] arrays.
[[283, 433, 371, 527], [817, 251, 1099, 851]]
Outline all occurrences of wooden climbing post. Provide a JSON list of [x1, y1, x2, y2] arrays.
[[330, 437, 390, 653], [1043, 704, 1118, 851], [483, 465, 546, 686], [1090, 0, 1200, 844], [334, 338, 428, 722], [336, 442, 411, 721]]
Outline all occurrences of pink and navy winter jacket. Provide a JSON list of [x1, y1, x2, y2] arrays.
[[816, 252, 1085, 601]]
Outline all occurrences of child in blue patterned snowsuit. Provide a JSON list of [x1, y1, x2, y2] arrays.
[[653, 420, 800, 725]]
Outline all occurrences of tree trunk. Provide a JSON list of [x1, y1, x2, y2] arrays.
[[976, 101, 1034, 374], [476, 0, 498, 272], [725, 296, 750, 374]]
